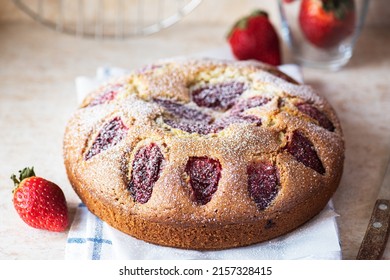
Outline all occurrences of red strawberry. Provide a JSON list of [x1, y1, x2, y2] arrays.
[[227, 10, 281, 66], [11, 167, 69, 232], [299, 0, 356, 49]]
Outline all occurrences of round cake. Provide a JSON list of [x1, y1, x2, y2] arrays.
[[63, 58, 344, 250]]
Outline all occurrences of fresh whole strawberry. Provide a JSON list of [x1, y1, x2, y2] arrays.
[[299, 0, 356, 49], [11, 167, 69, 232], [227, 10, 281, 66]]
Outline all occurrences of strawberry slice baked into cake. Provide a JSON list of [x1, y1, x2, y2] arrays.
[[63, 58, 344, 250]]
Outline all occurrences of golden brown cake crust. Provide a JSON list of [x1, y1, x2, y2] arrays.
[[63, 58, 344, 250]]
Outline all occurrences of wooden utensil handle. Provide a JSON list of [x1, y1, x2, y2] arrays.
[[357, 199, 390, 260]]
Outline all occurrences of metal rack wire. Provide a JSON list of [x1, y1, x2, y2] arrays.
[[13, 0, 202, 39]]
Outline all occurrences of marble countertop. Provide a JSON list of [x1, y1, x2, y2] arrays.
[[0, 16, 389, 259]]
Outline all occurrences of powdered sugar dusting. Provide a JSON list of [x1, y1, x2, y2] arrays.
[[252, 70, 322, 104], [64, 58, 344, 233]]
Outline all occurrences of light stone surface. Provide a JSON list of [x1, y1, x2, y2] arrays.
[[0, 0, 389, 260]]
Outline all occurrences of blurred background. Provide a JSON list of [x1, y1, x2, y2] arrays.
[[1, 0, 388, 67], [1, 0, 389, 28]]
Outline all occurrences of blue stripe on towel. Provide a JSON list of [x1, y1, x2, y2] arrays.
[[67, 237, 112, 245], [67, 203, 113, 260], [103, 67, 111, 77], [92, 216, 104, 260]]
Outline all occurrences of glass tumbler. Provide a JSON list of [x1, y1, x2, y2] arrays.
[[278, 0, 370, 70]]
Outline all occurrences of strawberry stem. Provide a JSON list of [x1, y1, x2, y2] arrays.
[[11, 167, 36, 190], [227, 9, 269, 39], [10, 174, 19, 188], [322, 0, 354, 20], [250, 10, 268, 18]]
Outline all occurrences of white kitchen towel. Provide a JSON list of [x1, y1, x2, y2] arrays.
[[65, 58, 341, 260]]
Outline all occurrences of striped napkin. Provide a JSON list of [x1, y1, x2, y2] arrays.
[[65, 57, 342, 260]]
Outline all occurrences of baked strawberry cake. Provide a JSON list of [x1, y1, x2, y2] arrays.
[[63, 58, 344, 250]]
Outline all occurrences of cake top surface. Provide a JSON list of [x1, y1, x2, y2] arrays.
[[64, 58, 344, 224]]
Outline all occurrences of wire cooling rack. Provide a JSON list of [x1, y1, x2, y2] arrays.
[[13, 0, 202, 39]]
